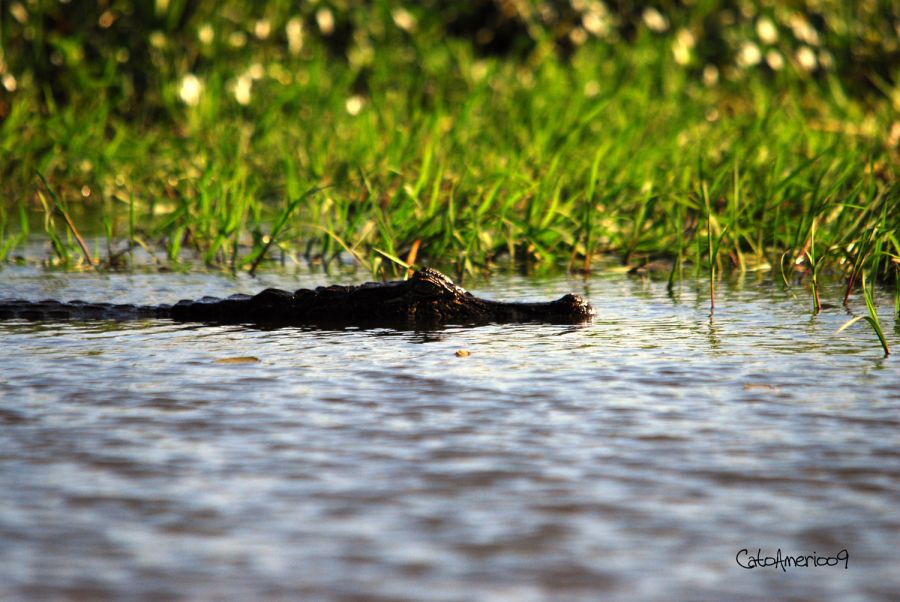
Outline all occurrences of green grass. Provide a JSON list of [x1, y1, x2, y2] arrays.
[[838, 272, 892, 356], [1, 2, 897, 298]]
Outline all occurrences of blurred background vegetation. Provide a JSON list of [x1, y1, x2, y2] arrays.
[[0, 1, 897, 281], [4, 0, 898, 112]]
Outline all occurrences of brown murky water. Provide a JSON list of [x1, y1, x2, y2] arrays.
[[1, 265, 898, 600]]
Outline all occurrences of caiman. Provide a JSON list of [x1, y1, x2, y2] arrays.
[[0, 267, 593, 327]]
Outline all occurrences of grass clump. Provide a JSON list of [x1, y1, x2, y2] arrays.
[[0, 1, 896, 294], [838, 273, 892, 357]]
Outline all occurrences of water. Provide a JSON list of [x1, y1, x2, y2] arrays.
[[1, 264, 898, 601]]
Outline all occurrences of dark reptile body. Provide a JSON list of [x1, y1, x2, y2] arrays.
[[0, 268, 593, 327]]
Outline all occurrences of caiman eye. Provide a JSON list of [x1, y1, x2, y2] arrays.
[[409, 268, 458, 300]]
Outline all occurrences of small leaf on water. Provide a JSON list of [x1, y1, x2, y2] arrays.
[[742, 384, 780, 392], [455, 349, 470, 357], [215, 356, 260, 364]]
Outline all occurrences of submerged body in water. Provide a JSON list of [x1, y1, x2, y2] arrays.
[[0, 267, 593, 327]]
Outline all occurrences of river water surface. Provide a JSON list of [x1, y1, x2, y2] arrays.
[[1, 265, 898, 601]]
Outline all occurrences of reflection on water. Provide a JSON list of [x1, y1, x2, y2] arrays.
[[1, 266, 898, 601]]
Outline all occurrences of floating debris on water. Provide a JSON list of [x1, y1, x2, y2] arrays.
[[214, 356, 260, 364]]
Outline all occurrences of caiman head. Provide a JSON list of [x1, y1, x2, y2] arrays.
[[405, 267, 593, 324]]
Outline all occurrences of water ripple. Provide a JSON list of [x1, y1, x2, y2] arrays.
[[0, 270, 897, 600]]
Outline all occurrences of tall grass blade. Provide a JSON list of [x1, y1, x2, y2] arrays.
[[36, 173, 94, 267]]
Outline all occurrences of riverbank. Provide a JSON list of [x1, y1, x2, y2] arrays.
[[1, 2, 897, 289]]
